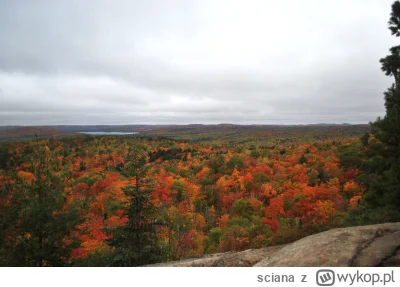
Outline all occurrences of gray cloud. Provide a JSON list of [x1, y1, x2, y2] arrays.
[[0, 0, 397, 125]]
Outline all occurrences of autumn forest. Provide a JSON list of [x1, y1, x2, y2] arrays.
[[1, 121, 399, 266]]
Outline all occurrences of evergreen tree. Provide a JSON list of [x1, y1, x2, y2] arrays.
[[0, 175, 23, 265], [389, 0, 400, 36], [107, 145, 162, 266], [1, 136, 82, 266], [352, 1, 400, 223]]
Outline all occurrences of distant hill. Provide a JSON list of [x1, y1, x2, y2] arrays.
[[0, 126, 76, 141], [0, 124, 371, 142]]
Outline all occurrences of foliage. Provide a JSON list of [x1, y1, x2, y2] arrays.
[[0, 136, 82, 266], [105, 146, 162, 266], [344, 1, 400, 225], [0, 124, 376, 266]]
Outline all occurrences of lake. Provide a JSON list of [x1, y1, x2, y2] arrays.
[[78, 131, 138, 135]]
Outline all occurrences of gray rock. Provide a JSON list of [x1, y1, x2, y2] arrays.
[[147, 222, 400, 267], [147, 245, 287, 267], [255, 222, 400, 267], [353, 231, 400, 266]]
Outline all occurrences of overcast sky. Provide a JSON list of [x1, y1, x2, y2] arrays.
[[0, 0, 398, 125]]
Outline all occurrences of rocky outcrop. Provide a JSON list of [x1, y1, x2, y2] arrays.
[[255, 222, 400, 267], [148, 245, 287, 267], [149, 222, 400, 267]]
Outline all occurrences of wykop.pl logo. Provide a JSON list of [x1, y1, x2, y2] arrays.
[[316, 270, 335, 286]]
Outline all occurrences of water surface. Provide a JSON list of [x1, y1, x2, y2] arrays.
[[78, 131, 138, 135]]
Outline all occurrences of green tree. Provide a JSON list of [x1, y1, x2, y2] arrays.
[[1, 136, 82, 266], [352, 1, 400, 224], [227, 155, 244, 171], [379, 46, 400, 83], [299, 154, 307, 164], [107, 145, 162, 266], [376, 1, 400, 150], [360, 132, 370, 147], [232, 199, 252, 218], [0, 143, 11, 170], [389, 1, 400, 36]]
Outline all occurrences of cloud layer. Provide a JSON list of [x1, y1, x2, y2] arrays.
[[0, 0, 397, 125]]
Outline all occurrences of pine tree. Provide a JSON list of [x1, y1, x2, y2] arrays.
[[107, 145, 162, 266], [1, 136, 82, 266], [354, 1, 400, 223]]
